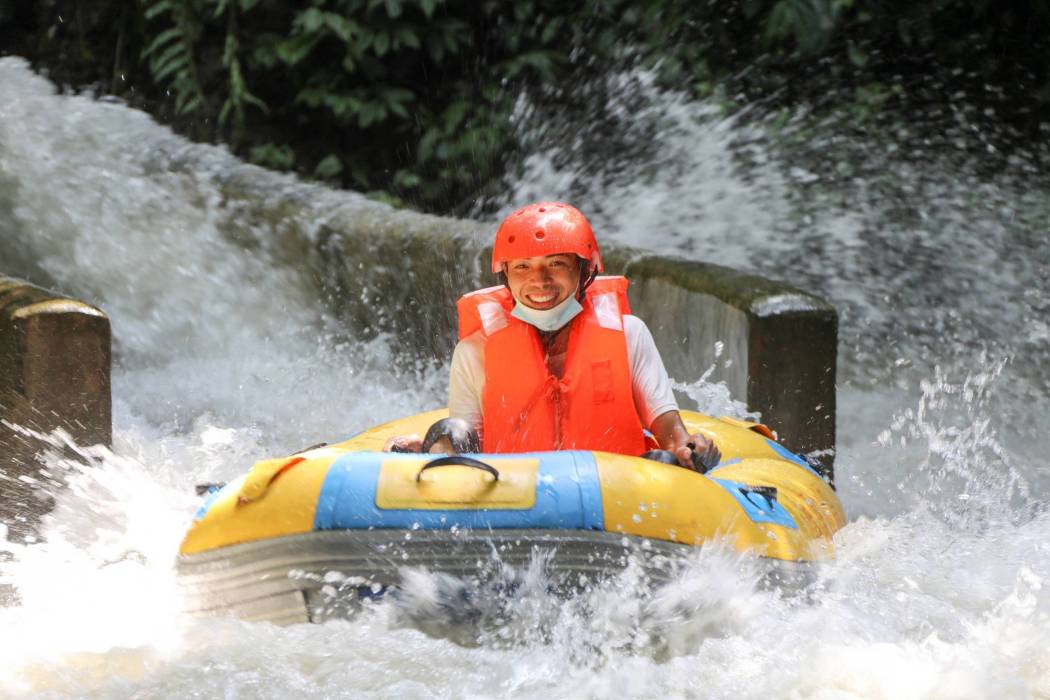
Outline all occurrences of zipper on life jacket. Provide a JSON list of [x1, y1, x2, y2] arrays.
[[539, 317, 578, 452], [553, 380, 562, 450], [537, 328, 561, 450]]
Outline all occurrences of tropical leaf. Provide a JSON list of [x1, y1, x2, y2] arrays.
[[150, 41, 187, 74], [295, 7, 325, 33], [395, 27, 420, 50], [314, 154, 344, 179], [443, 100, 467, 131], [276, 33, 321, 64], [142, 28, 182, 58], [250, 143, 295, 169], [419, 0, 437, 19], [374, 31, 390, 56], [324, 14, 362, 43], [153, 53, 190, 83], [143, 0, 173, 21], [174, 89, 202, 115]]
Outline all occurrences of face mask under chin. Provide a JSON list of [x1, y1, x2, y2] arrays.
[[511, 293, 584, 332]]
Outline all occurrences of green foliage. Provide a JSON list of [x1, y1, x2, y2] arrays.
[[10, 0, 1050, 212], [123, 0, 543, 206], [250, 142, 295, 169], [141, 0, 208, 118], [217, 0, 267, 145]]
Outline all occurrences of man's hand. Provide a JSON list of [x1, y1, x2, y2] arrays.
[[651, 410, 721, 472], [383, 434, 423, 453], [675, 434, 721, 472]]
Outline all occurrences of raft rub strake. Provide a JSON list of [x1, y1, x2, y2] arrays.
[[177, 409, 846, 624]]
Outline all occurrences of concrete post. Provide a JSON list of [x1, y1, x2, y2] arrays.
[[0, 276, 111, 543]]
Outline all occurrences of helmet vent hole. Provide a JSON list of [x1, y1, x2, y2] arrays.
[[534, 230, 545, 239], [507, 235, 516, 243]]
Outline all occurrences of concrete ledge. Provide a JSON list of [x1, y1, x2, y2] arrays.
[[0, 276, 111, 541]]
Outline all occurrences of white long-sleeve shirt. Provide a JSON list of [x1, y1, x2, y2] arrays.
[[448, 314, 678, 431]]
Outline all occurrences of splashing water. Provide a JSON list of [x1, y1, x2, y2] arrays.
[[672, 341, 759, 424], [496, 67, 1050, 503], [1, 55, 1050, 697]]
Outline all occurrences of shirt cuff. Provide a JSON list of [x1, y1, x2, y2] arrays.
[[644, 403, 680, 430]]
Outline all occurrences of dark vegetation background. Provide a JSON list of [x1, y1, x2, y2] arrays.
[[3, 0, 1049, 214]]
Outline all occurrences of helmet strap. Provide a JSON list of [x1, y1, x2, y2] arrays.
[[578, 260, 598, 301]]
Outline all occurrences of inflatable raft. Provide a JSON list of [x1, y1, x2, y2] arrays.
[[177, 409, 846, 624]]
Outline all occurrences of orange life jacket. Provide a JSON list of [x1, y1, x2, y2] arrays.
[[456, 276, 647, 455]]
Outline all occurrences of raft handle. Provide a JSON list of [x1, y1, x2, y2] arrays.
[[741, 485, 779, 510], [417, 456, 500, 482]]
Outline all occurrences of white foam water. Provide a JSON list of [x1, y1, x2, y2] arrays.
[[1, 57, 1049, 698]]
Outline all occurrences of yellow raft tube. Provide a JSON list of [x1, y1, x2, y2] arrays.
[[177, 410, 845, 624]]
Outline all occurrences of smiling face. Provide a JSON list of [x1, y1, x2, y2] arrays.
[[504, 253, 582, 310]]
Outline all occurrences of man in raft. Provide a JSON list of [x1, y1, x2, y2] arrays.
[[387, 201, 720, 471]]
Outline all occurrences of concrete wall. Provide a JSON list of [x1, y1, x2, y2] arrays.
[[0, 276, 111, 542]]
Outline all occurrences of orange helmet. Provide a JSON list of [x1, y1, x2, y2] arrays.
[[491, 202, 603, 273]]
